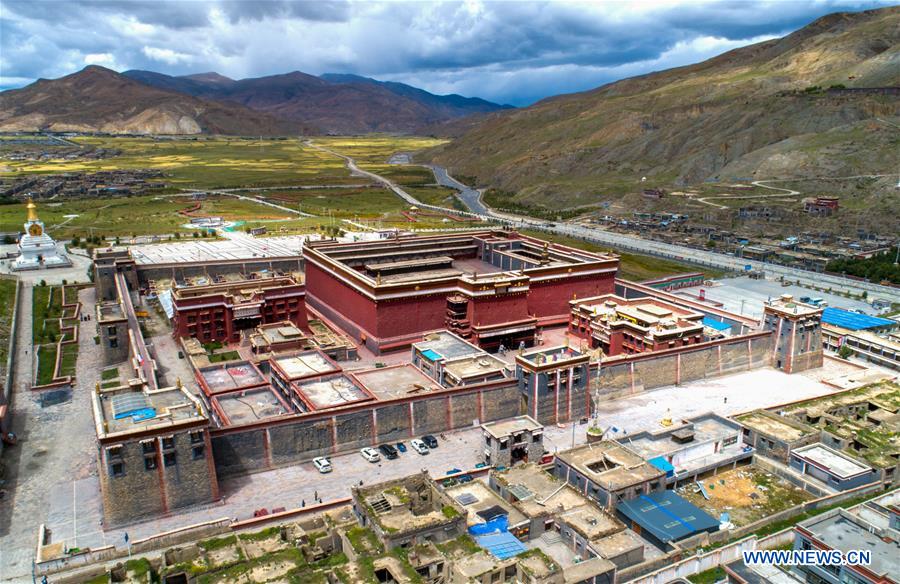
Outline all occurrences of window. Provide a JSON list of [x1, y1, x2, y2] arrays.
[[533, 433, 542, 443], [109, 338, 118, 348], [190, 430, 204, 444], [107, 326, 117, 337], [110, 462, 125, 477], [107, 445, 123, 460], [141, 440, 156, 454], [144, 456, 157, 470], [723, 436, 738, 447], [161, 436, 175, 450], [192, 445, 205, 460], [164, 452, 177, 467], [499, 439, 508, 451]]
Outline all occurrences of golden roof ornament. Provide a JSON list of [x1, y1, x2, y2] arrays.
[[26, 198, 38, 222]]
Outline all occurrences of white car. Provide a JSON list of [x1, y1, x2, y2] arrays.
[[410, 439, 430, 455], [313, 456, 332, 473], [360, 447, 381, 463]]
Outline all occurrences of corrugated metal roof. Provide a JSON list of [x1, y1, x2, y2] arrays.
[[822, 307, 894, 331], [702, 316, 732, 331], [474, 531, 527, 560], [618, 491, 718, 544]]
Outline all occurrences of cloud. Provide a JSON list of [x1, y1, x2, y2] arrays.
[[0, 0, 891, 103], [142, 46, 192, 65]]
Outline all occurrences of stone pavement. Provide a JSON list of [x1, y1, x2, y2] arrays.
[[0, 286, 101, 583]]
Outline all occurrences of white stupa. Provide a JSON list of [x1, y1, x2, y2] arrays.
[[13, 199, 71, 271]]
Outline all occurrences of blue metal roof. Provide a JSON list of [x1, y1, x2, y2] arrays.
[[821, 307, 894, 331], [702, 316, 732, 332], [648, 456, 675, 477], [475, 531, 528, 560], [618, 491, 719, 544]]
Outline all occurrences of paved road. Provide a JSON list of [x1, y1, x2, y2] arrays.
[[423, 165, 899, 300], [429, 165, 490, 215]]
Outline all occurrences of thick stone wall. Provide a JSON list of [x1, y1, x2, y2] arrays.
[[595, 334, 773, 401], [135, 258, 303, 288], [211, 383, 523, 479]]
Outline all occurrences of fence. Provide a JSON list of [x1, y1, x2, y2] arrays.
[[0, 278, 20, 456]]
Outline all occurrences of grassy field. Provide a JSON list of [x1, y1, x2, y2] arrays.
[[314, 136, 445, 186], [0, 278, 16, 365], [520, 229, 724, 281], [0, 136, 355, 189]]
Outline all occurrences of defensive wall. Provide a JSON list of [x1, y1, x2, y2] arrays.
[[209, 379, 522, 478]]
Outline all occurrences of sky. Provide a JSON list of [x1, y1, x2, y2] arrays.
[[0, 0, 893, 106]]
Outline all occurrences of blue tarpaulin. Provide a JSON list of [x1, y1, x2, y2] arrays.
[[648, 456, 675, 477], [821, 307, 893, 331], [474, 531, 527, 560], [468, 515, 508, 536], [421, 349, 442, 361], [702, 317, 731, 332]]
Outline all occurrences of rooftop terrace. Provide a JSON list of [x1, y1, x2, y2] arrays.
[[493, 464, 591, 518], [93, 383, 206, 438], [272, 350, 340, 380], [212, 387, 291, 426], [353, 364, 442, 400], [294, 374, 374, 411], [413, 331, 484, 361], [556, 441, 664, 490], [198, 362, 267, 395]]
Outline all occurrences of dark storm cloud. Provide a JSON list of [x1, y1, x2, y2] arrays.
[[0, 0, 892, 104]]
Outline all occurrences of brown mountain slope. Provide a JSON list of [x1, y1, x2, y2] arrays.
[[124, 70, 510, 134], [0, 66, 308, 135], [429, 7, 900, 209]]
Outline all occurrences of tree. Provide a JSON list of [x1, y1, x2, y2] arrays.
[[838, 345, 853, 360]]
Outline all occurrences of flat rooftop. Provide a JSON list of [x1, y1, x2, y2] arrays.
[[800, 510, 899, 579], [199, 362, 266, 395], [294, 374, 373, 410], [95, 384, 205, 437], [442, 354, 510, 380], [493, 464, 591, 518], [96, 302, 124, 322], [626, 414, 741, 460], [256, 323, 306, 345], [518, 345, 587, 366], [353, 364, 442, 400], [556, 441, 664, 490], [735, 411, 816, 442], [764, 295, 823, 318], [557, 504, 624, 541], [445, 480, 528, 529], [355, 472, 463, 535], [272, 350, 339, 380], [414, 331, 484, 361], [213, 387, 290, 426], [482, 416, 543, 440], [130, 233, 310, 265], [792, 444, 872, 479]]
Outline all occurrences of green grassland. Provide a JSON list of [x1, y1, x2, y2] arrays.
[[0, 278, 16, 365], [520, 229, 724, 281], [0, 136, 355, 189], [314, 136, 446, 185]]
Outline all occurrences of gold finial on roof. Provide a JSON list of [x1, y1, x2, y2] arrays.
[[26, 198, 38, 222]]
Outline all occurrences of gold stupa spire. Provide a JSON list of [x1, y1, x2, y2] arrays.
[[26, 198, 38, 222]]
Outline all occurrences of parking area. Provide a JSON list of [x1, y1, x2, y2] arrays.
[[684, 276, 874, 319]]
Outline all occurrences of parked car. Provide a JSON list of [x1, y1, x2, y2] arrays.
[[312, 456, 332, 473], [395, 442, 407, 453], [378, 444, 399, 460], [421, 434, 438, 448], [360, 447, 381, 463], [410, 439, 430, 455]]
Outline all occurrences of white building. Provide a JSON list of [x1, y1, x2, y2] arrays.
[[12, 199, 71, 271]]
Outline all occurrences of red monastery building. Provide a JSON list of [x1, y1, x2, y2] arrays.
[[303, 230, 619, 353], [171, 274, 306, 343]]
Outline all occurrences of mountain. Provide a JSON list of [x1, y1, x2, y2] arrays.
[[0, 66, 307, 135], [122, 70, 510, 134], [429, 7, 900, 210]]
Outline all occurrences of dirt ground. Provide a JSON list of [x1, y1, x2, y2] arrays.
[[676, 466, 813, 526]]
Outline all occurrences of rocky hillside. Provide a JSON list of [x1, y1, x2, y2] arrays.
[[429, 7, 900, 210], [0, 66, 305, 135], [124, 70, 510, 134]]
